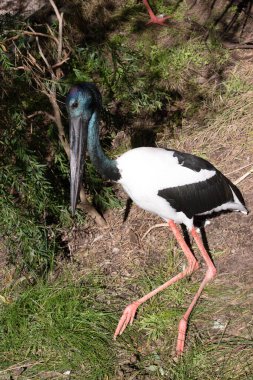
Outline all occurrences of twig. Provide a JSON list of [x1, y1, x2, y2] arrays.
[[0, 360, 43, 374], [226, 162, 253, 176], [142, 223, 168, 240], [52, 56, 70, 69], [13, 65, 29, 70], [27, 51, 45, 73], [234, 168, 253, 185], [36, 36, 53, 74], [7, 31, 58, 44], [49, 0, 62, 25], [47, 23, 56, 38], [48, 93, 70, 158], [49, 0, 63, 61], [27, 111, 55, 121], [58, 13, 64, 61], [223, 42, 253, 50]]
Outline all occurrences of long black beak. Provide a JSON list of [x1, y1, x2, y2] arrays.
[[70, 115, 87, 215]]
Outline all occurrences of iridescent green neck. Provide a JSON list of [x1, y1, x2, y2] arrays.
[[87, 111, 120, 181]]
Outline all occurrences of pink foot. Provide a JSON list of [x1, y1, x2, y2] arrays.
[[146, 15, 170, 26], [113, 301, 140, 339]]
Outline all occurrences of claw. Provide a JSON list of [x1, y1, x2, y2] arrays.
[[113, 301, 140, 339]]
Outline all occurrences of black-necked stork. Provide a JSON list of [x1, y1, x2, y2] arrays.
[[66, 83, 248, 355]]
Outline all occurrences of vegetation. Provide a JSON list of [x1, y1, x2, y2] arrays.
[[0, 273, 118, 379], [0, 0, 252, 379]]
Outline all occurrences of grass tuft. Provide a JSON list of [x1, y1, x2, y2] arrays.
[[0, 274, 117, 379]]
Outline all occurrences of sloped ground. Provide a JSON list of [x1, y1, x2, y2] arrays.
[[1, 1, 253, 379], [67, 57, 253, 377]]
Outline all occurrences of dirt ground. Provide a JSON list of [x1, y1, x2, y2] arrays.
[[68, 101, 253, 349]]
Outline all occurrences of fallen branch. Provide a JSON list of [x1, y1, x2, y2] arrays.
[[7, 30, 58, 44], [78, 188, 106, 227], [0, 360, 43, 374], [48, 0, 64, 62], [234, 167, 253, 185], [142, 223, 168, 240], [36, 36, 53, 73], [226, 162, 253, 176], [52, 56, 70, 69], [48, 91, 70, 158], [27, 110, 55, 121], [223, 42, 253, 50]]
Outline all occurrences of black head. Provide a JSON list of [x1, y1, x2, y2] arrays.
[[66, 83, 102, 215], [66, 83, 101, 120]]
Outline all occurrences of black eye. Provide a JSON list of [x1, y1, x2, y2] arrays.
[[72, 101, 78, 108]]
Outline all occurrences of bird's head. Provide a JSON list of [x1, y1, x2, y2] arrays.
[[66, 84, 97, 120], [66, 83, 101, 215]]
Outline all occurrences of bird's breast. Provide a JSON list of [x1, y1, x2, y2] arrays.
[[116, 147, 216, 191], [115, 147, 221, 225]]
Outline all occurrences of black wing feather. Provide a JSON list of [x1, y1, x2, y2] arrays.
[[166, 149, 215, 172], [158, 170, 244, 219]]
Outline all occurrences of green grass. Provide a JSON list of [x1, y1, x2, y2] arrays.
[[0, 274, 118, 379], [168, 341, 253, 380], [1, 263, 252, 380], [122, 245, 253, 379], [223, 73, 253, 97]]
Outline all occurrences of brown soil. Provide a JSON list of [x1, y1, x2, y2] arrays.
[[68, 105, 253, 349]]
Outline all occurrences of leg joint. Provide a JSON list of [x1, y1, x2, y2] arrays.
[[205, 267, 217, 282]]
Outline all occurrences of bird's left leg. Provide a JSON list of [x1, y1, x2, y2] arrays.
[[176, 227, 217, 355], [114, 220, 199, 340], [143, 0, 170, 26]]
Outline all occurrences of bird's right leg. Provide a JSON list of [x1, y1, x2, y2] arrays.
[[113, 220, 199, 340], [175, 228, 217, 355]]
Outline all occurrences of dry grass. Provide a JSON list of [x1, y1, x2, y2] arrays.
[[158, 70, 253, 194], [77, 0, 116, 22]]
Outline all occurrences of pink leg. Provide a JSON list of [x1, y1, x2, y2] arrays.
[[113, 220, 199, 340], [176, 227, 217, 355], [143, 0, 171, 26]]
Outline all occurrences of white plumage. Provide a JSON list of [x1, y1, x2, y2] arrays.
[[116, 147, 246, 228]]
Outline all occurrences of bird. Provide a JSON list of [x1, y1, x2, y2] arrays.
[[66, 82, 248, 355], [142, 0, 170, 26]]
